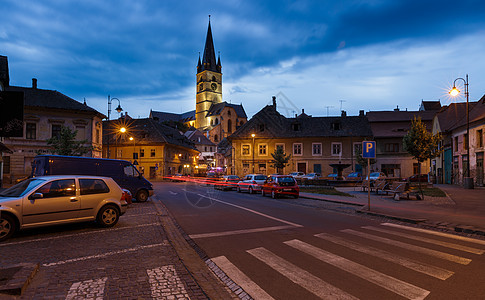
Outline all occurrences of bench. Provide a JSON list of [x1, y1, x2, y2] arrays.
[[374, 180, 388, 194], [383, 182, 422, 200]]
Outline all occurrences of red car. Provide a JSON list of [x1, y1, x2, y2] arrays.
[[262, 175, 299, 199]]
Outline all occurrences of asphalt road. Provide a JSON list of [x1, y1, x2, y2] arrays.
[[156, 180, 485, 300]]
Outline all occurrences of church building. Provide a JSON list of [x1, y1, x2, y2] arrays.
[[150, 19, 247, 145]]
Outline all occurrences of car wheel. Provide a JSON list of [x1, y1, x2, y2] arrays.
[[97, 205, 120, 227], [271, 190, 278, 199], [136, 190, 149, 202], [0, 214, 17, 242], [294, 194, 299, 199], [249, 187, 254, 194], [237, 186, 241, 193]]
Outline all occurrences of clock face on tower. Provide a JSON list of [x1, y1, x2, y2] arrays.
[[211, 83, 217, 91]]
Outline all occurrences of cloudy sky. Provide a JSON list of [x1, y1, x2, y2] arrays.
[[2, 0, 485, 119]]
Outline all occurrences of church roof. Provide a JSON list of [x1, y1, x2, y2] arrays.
[[206, 101, 247, 119], [197, 20, 221, 73], [150, 110, 195, 123]]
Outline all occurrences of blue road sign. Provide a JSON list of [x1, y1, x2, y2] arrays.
[[362, 141, 376, 158]]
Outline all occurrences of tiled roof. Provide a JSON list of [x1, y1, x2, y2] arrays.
[[367, 110, 435, 138], [150, 110, 196, 123], [229, 105, 373, 139], [6, 85, 104, 117], [206, 102, 247, 119], [420, 100, 441, 111], [436, 96, 485, 132]]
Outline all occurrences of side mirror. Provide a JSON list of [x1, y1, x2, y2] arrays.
[[29, 193, 44, 200]]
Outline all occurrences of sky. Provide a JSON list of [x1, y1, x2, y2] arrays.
[[2, 0, 485, 119]]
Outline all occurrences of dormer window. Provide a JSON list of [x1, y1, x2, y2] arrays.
[[292, 123, 301, 131], [331, 122, 341, 130], [259, 124, 265, 132]]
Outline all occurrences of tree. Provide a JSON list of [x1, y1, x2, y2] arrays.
[[270, 148, 291, 174], [46, 125, 92, 156]]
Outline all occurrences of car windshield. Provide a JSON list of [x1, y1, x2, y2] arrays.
[[0, 178, 47, 197], [278, 177, 295, 183], [254, 175, 266, 180]]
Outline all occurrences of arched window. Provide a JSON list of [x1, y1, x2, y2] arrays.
[[214, 135, 218, 142], [227, 119, 232, 133], [211, 119, 214, 126], [215, 118, 219, 125], [212, 76, 216, 82]]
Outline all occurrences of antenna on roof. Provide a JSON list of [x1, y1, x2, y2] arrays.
[[339, 99, 346, 111], [325, 106, 334, 116]]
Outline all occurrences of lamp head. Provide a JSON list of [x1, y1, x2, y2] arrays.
[[120, 127, 127, 133], [449, 86, 460, 97], [115, 104, 123, 113], [129, 136, 134, 141], [251, 133, 255, 138]]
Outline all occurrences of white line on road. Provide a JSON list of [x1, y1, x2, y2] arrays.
[[285, 239, 430, 300], [315, 233, 454, 280], [1, 223, 162, 247], [196, 194, 303, 227], [65, 277, 107, 300], [147, 265, 190, 299], [189, 225, 296, 239], [342, 229, 471, 265], [381, 222, 485, 246], [247, 247, 358, 299], [212, 256, 275, 300], [364, 226, 484, 255], [43, 243, 167, 267]]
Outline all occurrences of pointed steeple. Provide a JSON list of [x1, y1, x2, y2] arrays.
[[197, 16, 220, 73]]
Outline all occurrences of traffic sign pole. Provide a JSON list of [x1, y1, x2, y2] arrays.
[[367, 158, 370, 210]]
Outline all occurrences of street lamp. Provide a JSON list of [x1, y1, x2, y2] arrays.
[[251, 133, 256, 173], [129, 136, 138, 164], [449, 74, 473, 189], [106, 95, 123, 158]]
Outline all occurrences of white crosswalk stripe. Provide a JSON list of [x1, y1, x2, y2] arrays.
[[147, 265, 190, 299], [363, 226, 484, 254], [65, 277, 107, 300], [315, 232, 454, 280], [342, 229, 472, 265], [285, 239, 430, 300], [247, 247, 358, 299]]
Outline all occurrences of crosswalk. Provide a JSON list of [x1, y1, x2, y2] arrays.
[[213, 222, 485, 300]]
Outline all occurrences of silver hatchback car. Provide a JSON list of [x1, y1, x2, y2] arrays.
[[0, 175, 128, 241]]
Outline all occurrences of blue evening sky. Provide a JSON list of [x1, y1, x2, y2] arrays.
[[2, 0, 485, 119]]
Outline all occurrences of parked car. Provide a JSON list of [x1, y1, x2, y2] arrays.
[[262, 175, 299, 199], [326, 173, 338, 180], [237, 174, 267, 194], [405, 174, 429, 182], [215, 175, 241, 191], [302, 173, 321, 180], [170, 174, 186, 182], [31, 155, 153, 202], [346, 172, 363, 181], [289, 172, 305, 179], [365, 172, 387, 181], [0, 175, 128, 242]]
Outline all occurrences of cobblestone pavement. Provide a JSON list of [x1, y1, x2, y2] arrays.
[[0, 200, 207, 299]]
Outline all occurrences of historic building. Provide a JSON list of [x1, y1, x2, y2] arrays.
[[0, 55, 105, 184], [149, 20, 247, 145]]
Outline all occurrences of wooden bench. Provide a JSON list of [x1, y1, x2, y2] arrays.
[[384, 182, 422, 200]]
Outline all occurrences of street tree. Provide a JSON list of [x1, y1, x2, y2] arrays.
[[270, 147, 291, 174], [46, 125, 92, 156]]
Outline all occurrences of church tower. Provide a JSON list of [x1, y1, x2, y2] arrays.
[[195, 18, 222, 129]]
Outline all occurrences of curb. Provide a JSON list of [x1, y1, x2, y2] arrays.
[[0, 263, 39, 296]]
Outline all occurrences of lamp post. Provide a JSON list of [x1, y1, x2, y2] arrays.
[[449, 74, 473, 189], [129, 136, 138, 164], [251, 133, 255, 173], [106, 95, 123, 158]]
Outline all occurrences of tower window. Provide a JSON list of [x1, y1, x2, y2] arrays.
[[212, 76, 216, 82]]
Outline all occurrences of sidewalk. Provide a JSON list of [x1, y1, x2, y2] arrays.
[[299, 184, 485, 236]]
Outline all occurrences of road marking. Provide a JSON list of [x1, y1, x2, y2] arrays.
[[189, 225, 296, 239], [382, 222, 485, 246], [147, 265, 190, 299], [169, 191, 178, 195], [364, 226, 484, 255], [247, 247, 358, 299], [43, 243, 167, 267], [315, 233, 454, 280], [65, 277, 107, 300], [196, 194, 303, 227], [342, 229, 471, 265], [212, 256, 275, 300], [1, 223, 161, 247], [285, 239, 430, 300]]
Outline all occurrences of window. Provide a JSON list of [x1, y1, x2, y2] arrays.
[[36, 179, 76, 198], [150, 149, 155, 157], [2, 156, 10, 174], [227, 119, 232, 133], [242, 144, 250, 156], [382, 164, 401, 177], [52, 124, 62, 138], [293, 143, 302, 156], [292, 123, 301, 131], [464, 134, 469, 150], [80, 179, 110, 195], [477, 130, 483, 148], [26, 123, 36, 140], [454, 136, 458, 152], [96, 129, 100, 144], [384, 143, 399, 152], [332, 143, 342, 156], [331, 122, 341, 130], [140, 149, 145, 157], [76, 126, 85, 140], [124, 165, 139, 177], [312, 143, 322, 156], [259, 124, 265, 132], [353, 143, 362, 156], [214, 135, 218, 142], [117, 149, 122, 157], [276, 144, 285, 152], [259, 144, 267, 155]]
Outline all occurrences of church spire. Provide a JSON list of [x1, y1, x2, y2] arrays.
[[197, 16, 220, 73]]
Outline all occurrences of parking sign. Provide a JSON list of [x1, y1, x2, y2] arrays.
[[362, 141, 376, 159]]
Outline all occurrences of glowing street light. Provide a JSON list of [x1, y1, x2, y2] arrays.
[[251, 133, 256, 173], [449, 74, 473, 189]]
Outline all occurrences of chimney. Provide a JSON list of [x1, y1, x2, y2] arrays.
[[32, 78, 37, 89], [394, 105, 400, 112], [341, 110, 347, 117], [272, 96, 276, 108], [302, 109, 305, 114], [359, 110, 364, 116]]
